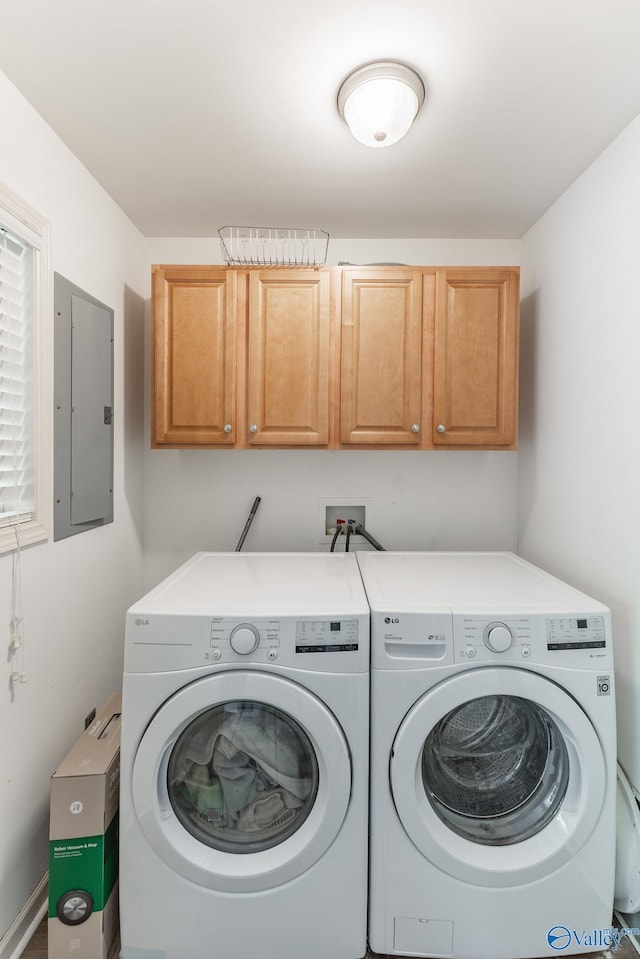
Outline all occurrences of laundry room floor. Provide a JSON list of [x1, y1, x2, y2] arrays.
[[21, 918, 640, 959]]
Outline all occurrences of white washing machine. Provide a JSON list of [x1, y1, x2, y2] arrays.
[[358, 551, 616, 959], [119, 552, 369, 959]]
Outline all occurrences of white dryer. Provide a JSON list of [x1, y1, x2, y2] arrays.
[[119, 552, 369, 959], [358, 551, 616, 959]]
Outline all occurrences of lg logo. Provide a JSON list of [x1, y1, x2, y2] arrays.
[[384, 617, 399, 624]]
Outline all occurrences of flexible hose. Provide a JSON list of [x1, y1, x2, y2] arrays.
[[354, 524, 386, 551]]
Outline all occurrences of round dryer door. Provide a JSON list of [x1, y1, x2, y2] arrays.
[[132, 671, 352, 892], [391, 667, 606, 887]]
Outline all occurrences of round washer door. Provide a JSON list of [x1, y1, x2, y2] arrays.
[[391, 667, 606, 887], [132, 671, 352, 892]]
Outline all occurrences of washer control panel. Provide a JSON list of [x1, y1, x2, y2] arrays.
[[453, 613, 610, 666], [546, 616, 606, 650]]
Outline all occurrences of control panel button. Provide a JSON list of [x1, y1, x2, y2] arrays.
[[483, 623, 513, 653], [230, 624, 260, 655], [465, 646, 477, 658], [267, 648, 278, 661], [211, 648, 222, 661], [521, 646, 531, 658]]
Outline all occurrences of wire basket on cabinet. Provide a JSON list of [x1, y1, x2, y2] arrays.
[[218, 226, 329, 268]]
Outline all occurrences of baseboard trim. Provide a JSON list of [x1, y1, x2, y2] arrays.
[[0, 875, 48, 959]]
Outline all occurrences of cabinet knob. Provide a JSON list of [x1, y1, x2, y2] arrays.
[[249, 424, 258, 433], [436, 424, 446, 433], [411, 424, 420, 433], [223, 424, 232, 433]]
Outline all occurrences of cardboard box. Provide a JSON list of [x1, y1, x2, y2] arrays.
[[48, 693, 121, 959]]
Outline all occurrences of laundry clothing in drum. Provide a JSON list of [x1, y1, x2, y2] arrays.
[[168, 702, 317, 850]]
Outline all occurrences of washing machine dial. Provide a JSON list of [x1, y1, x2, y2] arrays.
[[483, 622, 512, 653], [230, 624, 260, 655]]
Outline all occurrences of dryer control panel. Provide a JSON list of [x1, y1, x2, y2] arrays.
[[209, 618, 281, 662], [207, 616, 363, 667]]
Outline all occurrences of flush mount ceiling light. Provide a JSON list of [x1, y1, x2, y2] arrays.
[[337, 60, 425, 148]]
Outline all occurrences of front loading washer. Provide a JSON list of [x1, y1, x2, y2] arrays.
[[119, 552, 369, 959], [358, 551, 616, 959]]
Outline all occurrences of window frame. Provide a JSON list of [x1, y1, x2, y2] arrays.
[[0, 182, 51, 554]]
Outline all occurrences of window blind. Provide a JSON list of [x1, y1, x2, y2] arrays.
[[0, 225, 35, 528]]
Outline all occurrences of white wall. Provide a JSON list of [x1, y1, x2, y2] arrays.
[[143, 238, 521, 588], [518, 113, 640, 789], [0, 72, 146, 940]]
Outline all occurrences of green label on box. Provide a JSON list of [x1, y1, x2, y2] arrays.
[[48, 814, 118, 917]]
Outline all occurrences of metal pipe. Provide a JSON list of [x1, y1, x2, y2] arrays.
[[235, 496, 261, 551]]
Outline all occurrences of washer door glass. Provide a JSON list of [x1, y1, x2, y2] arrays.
[[167, 700, 318, 853], [422, 694, 569, 845], [389, 667, 607, 887]]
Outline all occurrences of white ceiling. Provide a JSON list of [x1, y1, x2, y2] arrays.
[[2, 0, 640, 239]]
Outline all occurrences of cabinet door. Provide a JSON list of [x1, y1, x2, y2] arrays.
[[152, 267, 236, 446], [247, 270, 331, 446], [433, 269, 519, 448], [341, 269, 423, 445]]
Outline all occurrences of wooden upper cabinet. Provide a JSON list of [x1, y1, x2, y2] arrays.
[[247, 270, 331, 446], [433, 269, 519, 448], [152, 266, 236, 446], [341, 269, 424, 445], [151, 263, 519, 451]]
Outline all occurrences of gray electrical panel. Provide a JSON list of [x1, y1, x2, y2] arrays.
[[54, 273, 114, 541]]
